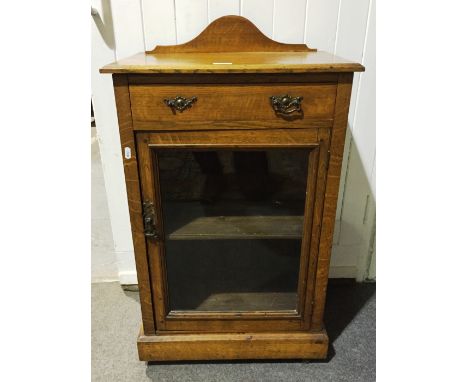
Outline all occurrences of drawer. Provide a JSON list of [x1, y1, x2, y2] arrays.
[[129, 83, 337, 130]]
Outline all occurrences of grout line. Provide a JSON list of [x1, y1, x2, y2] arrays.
[[239, 0, 242, 15], [362, 194, 370, 224], [350, 76, 361, 134], [139, 0, 147, 51], [173, 0, 178, 44], [360, 0, 373, 64], [350, 0, 372, 133], [272, 0, 276, 39], [333, 0, 343, 55], [369, 149, 376, 196], [207, 0, 210, 23], [303, 0, 309, 44], [336, 134, 352, 244]]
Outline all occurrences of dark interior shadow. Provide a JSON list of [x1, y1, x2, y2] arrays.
[[163, 239, 302, 311], [324, 279, 375, 344]]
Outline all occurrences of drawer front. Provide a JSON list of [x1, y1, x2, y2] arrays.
[[129, 83, 337, 130]]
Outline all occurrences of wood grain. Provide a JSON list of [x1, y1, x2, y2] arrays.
[[132, 119, 333, 132], [100, 51, 365, 74], [147, 16, 314, 53], [164, 200, 305, 240], [112, 74, 156, 335], [129, 83, 337, 127], [141, 128, 321, 148], [135, 137, 170, 330], [302, 133, 331, 329], [161, 316, 303, 333], [296, 148, 320, 327], [168, 215, 303, 240], [311, 73, 354, 330], [138, 329, 328, 361], [171, 292, 297, 312], [128, 73, 339, 84]]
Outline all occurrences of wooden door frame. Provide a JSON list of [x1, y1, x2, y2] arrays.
[[135, 129, 329, 333]]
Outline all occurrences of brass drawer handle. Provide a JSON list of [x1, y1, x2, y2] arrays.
[[270, 94, 303, 115], [164, 96, 197, 112], [143, 200, 160, 240]]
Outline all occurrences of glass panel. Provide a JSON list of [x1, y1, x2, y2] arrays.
[[157, 149, 310, 312]]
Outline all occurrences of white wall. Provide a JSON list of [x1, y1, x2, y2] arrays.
[[91, 0, 376, 283], [91, 0, 139, 284]]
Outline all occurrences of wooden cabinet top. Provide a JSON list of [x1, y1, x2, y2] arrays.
[[100, 16, 364, 74]]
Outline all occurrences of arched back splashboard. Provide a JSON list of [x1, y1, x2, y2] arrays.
[[147, 15, 316, 53]]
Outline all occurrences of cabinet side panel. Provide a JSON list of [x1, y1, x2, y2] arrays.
[[112, 74, 156, 334], [311, 73, 353, 330]]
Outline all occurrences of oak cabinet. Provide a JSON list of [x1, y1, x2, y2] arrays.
[[101, 16, 364, 361]]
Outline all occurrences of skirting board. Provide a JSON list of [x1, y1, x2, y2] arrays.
[[118, 270, 139, 285], [117, 266, 357, 285]]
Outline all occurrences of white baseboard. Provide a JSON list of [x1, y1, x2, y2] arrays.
[[118, 270, 138, 285], [91, 277, 119, 283], [114, 266, 357, 286]]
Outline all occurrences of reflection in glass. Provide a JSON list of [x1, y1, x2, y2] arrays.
[[157, 150, 309, 312]]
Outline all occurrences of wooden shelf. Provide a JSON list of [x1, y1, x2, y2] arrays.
[[164, 201, 304, 240], [179, 292, 297, 312], [168, 215, 303, 240]]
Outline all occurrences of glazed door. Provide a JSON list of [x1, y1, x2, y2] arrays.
[[136, 130, 328, 332]]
